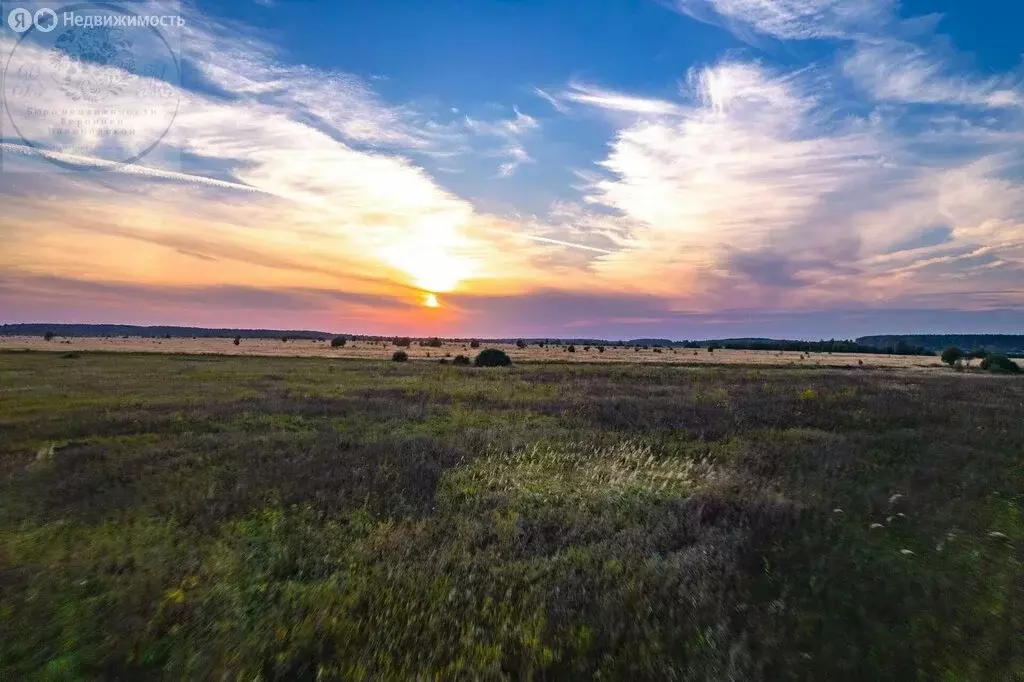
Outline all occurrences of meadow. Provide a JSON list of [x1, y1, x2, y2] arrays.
[[0, 350, 1020, 680], [0, 335, 945, 370]]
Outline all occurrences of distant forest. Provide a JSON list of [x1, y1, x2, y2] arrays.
[[856, 335, 1024, 355]]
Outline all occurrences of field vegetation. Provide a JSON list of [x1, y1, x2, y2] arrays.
[[0, 351, 1021, 679]]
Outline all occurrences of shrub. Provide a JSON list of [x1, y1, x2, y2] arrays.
[[394, 337, 411, 347], [452, 355, 471, 366], [516, 339, 527, 349], [43, 331, 54, 341], [470, 340, 480, 349], [567, 345, 576, 353], [233, 336, 241, 346], [474, 348, 511, 367], [424, 338, 443, 348], [941, 346, 963, 367], [979, 354, 1021, 373], [438, 358, 449, 364], [598, 346, 605, 353], [281, 337, 290, 343], [331, 336, 346, 348], [391, 350, 408, 362]]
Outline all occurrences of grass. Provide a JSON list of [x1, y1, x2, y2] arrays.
[[0, 351, 1021, 680]]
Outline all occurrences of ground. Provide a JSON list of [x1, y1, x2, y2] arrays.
[[0, 350, 1020, 680], [1, 335, 945, 370]]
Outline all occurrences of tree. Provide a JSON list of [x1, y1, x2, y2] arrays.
[[391, 350, 408, 362], [941, 346, 964, 367], [331, 336, 347, 348], [474, 348, 511, 367], [470, 339, 480, 349], [43, 331, 54, 341], [516, 339, 527, 349], [233, 336, 241, 346], [980, 354, 1020, 373], [394, 337, 411, 347], [424, 338, 443, 348]]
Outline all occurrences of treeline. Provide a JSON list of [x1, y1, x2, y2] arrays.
[[857, 335, 1024, 355], [693, 338, 934, 356], [0, 324, 332, 340]]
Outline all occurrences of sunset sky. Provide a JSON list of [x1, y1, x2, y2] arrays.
[[2, 0, 1024, 338]]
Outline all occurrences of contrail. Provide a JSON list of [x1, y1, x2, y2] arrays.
[[500, 230, 614, 254], [0, 143, 267, 194]]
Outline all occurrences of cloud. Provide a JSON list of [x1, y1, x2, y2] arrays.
[[672, 0, 895, 41], [843, 41, 1024, 108], [465, 106, 541, 176], [560, 82, 684, 116], [533, 87, 569, 114], [568, 58, 1024, 312]]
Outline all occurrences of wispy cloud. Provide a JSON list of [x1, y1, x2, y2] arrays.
[[465, 106, 540, 176], [843, 41, 1023, 108], [671, 0, 895, 41], [560, 82, 684, 116]]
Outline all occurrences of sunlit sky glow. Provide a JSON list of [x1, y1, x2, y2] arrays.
[[2, 0, 1023, 338]]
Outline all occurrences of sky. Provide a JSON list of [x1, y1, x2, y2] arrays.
[[1, 0, 1023, 339]]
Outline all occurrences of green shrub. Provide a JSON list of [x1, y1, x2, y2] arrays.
[[516, 339, 527, 349], [979, 354, 1020, 373], [567, 345, 576, 353], [233, 336, 241, 346], [394, 337, 411, 347], [423, 338, 443, 348], [598, 346, 605, 353], [452, 355, 471, 366], [941, 346, 963, 366], [474, 348, 511, 367], [392, 350, 409, 362], [331, 336, 346, 348], [470, 340, 480, 349]]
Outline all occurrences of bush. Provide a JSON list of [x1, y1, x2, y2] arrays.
[[941, 346, 963, 367], [567, 345, 576, 353], [281, 337, 290, 343], [331, 336, 346, 348], [516, 339, 527, 349], [470, 340, 480, 349], [979, 354, 1020, 373], [452, 355, 471, 366], [391, 350, 408, 362], [474, 348, 511, 367], [394, 337, 411, 347], [423, 338, 442, 348], [43, 331, 54, 341], [233, 336, 241, 346], [598, 346, 605, 353]]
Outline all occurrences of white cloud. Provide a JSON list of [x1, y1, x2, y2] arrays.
[[843, 41, 1023, 108], [571, 59, 1024, 310], [560, 82, 684, 116], [465, 106, 540, 176], [672, 0, 895, 40]]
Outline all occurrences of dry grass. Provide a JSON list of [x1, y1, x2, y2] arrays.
[[0, 335, 945, 370]]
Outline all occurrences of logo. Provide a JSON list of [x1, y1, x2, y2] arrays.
[[2, 2, 182, 172], [33, 8, 57, 32], [7, 7, 33, 32]]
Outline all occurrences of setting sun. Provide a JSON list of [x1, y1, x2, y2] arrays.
[[423, 293, 440, 308]]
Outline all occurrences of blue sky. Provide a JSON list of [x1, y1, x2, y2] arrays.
[[2, 0, 1024, 338]]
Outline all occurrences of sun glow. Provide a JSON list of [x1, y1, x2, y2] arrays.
[[423, 292, 440, 308]]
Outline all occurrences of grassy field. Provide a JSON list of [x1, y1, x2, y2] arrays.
[[0, 335, 946, 370], [0, 350, 1021, 680]]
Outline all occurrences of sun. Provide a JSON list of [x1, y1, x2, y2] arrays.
[[423, 292, 440, 308]]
